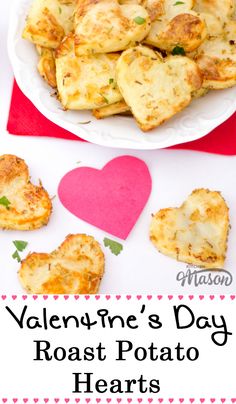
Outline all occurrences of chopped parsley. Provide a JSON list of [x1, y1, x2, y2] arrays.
[[12, 240, 28, 263], [172, 45, 186, 56], [13, 240, 28, 252], [103, 238, 123, 256], [173, 1, 185, 5], [101, 95, 109, 104], [109, 78, 114, 85], [0, 196, 11, 209], [12, 250, 21, 263], [134, 16, 146, 25]]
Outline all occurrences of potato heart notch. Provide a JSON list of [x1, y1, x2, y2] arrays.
[[116, 46, 202, 131], [74, 0, 151, 55], [0, 154, 52, 230], [150, 189, 230, 269], [18, 234, 105, 294]]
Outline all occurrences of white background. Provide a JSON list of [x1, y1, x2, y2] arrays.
[[0, 296, 235, 398], [1, 1, 236, 293]]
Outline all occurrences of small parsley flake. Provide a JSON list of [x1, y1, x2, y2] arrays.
[[134, 16, 146, 25], [172, 45, 186, 55], [13, 240, 28, 252], [109, 78, 114, 85], [103, 238, 123, 256], [173, 1, 185, 5], [0, 196, 11, 209], [12, 250, 21, 263], [101, 95, 109, 104]]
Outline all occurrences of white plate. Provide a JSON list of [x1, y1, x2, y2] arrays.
[[8, 0, 236, 150]]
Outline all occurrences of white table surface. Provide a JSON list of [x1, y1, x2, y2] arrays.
[[1, 1, 236, 294]]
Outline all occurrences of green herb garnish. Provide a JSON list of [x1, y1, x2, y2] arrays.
[[173, 1, 185, 5], [109, 78, 114, 85], [0, 196, 11, 209], [104, 238, 123, 256], [12, 240, 28, 263], [13, 240, 28, 252], [101, 95, 109, 104], [134, 16, 146, 25], [172, 45, 186, 55], [12, 250, 21, 263]]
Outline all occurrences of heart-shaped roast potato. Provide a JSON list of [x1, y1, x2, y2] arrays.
[[22, 0, 76, 48], [116, 46, 202, 131], [18, 234, 105, 294], [194, 0, 235, 21], [150, 189, 230, 269], [74, 0, 151, 55], [56, 35, 123, 109], [0, 155, 52, 230], [192, 26, 236, 90], [145, 0, 206, 52]]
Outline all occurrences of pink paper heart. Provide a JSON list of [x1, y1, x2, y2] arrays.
[[58, 156, 152, 240]]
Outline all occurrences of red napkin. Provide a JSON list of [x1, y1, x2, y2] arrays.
[[7, 81, 236, 155]]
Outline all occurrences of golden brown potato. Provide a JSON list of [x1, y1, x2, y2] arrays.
[[37, 46, 57, 88], [193, 36, 236, 89], [145, 0, 206, 52], [19, 234, 105, 294], [93, 101, 130, 119], [56, 35, 123, 109], [119, 0, 165, 21], [194, 0, 235, 21], [22, 0, 75, 48], [150, 189, 229, 269], [116, 46, 202, 131], [0, 155, 52, 230], [74, 0, 151, 55], [146, 13, 207, 53]]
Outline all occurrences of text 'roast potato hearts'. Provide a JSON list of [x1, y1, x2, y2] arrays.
[[58, 156, 152, 240]]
